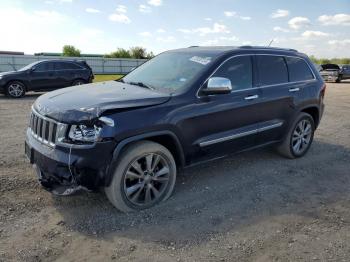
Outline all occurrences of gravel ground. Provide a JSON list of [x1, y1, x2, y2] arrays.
[[0, 82, 350, 262]]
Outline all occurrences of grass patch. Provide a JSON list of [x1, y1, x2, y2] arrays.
[[93, 74, 124, 83]]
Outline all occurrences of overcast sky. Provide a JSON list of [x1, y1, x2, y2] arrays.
[[0, 0, 349, 58]]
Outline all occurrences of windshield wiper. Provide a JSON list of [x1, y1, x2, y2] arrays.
[[126, 81, 154, 90]]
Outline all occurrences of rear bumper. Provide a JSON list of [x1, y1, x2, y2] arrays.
[[25, 128, 117, 194]]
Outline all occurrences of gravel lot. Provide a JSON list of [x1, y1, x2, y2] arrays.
[[1, 82, 350, 262]]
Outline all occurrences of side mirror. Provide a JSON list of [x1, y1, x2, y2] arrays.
[[201, 77, 232, 95]]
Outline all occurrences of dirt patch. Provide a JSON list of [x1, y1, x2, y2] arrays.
[[1, 83, 350, 261]]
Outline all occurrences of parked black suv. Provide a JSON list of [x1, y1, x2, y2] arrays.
[[25, 46, 325, 212], [0, 60, 93, 98]]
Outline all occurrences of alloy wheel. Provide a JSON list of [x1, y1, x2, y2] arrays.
[[123, 153, 171, 206], [291, 119, 312, 155], [8, 83, 24, 97]]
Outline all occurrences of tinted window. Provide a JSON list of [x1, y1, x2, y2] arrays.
[[56, 62, 82, 70], [286, 57, 314, 81], [257, 55, 288, 85], [34, 62, 54, 71], [213, 56, 252, 91]]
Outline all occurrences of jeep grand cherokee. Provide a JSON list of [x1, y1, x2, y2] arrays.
[[25, 46, 325, 212]]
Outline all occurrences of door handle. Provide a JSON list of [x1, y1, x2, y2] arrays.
[[245, 94, 259, 100], [289, 87, 300, 92]]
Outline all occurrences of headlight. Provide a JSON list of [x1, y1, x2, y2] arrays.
[[68, 124, 102, 143]]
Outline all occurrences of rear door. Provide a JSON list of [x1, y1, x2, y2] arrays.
[[256, 55, 315, 144]]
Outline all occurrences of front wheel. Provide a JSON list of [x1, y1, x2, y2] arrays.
[[105, 141, 177, 212], [6, 81, 26, 98], [277, 113, 315, 159]]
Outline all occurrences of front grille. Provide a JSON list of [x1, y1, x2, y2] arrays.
[[29, 109, 58, 147]]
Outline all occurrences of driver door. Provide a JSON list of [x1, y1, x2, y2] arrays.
[[179, 55, 263, 162]]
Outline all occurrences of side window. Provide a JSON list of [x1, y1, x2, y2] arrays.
[[56, 62, 81, 70], [34, 62, 47, 71], [212, 56, 252, 91], [257, 55, 288, 86], [286, 57, 314, 82], [64, 62, 82, 70], [34, 62, 54, 71]]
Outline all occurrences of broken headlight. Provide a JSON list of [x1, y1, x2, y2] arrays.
[[68, 125, 102, 143]]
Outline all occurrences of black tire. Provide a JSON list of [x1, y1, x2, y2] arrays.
[[277, 113, 315, 159], [5, 81, 26, 98], [72, 79, 86, 86], [336, 76, 342, 83], [105, 141, 177, 212]]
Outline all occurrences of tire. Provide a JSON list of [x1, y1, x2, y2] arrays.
[[72, 79, 86, 86], [105, 141, 177, 212], [5, 81, 26, 98], [277, 113, 315, 159], [336, 77, 341, 83]]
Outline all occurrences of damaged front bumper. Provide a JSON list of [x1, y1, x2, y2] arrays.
[[25, 128, 117, 195]]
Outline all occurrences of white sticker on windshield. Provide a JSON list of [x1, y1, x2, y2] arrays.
[[189, 56, 212, 65]]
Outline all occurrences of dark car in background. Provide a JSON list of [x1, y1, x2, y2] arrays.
[[0, 60, 94, 98], [339, 65, 350, 81], [25, 46, 326, 212]]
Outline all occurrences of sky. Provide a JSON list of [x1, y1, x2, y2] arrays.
[[0, 0, 349, 58]]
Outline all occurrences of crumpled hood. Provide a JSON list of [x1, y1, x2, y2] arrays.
[[34, 81, 171, 123]]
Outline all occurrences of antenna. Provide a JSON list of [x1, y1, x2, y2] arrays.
[[268, 39, 274, 47]]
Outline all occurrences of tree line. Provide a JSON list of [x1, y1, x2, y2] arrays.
[[62, 45, 154, 59], [62, 45, 350, 64], [308, 56, 350, 65]]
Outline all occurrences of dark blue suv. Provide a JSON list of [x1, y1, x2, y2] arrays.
[[25, 46, 326, 212]]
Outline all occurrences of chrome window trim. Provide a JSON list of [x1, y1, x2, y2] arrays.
[[196, 53, 316, 98], [199, 121, 283, 147]]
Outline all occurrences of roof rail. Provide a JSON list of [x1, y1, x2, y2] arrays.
[[188, 46, 199, 48], [238, 46, 298, 52]]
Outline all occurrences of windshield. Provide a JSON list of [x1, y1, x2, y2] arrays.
[[122, 52, 216, 92], [18, 61, 41, 71]]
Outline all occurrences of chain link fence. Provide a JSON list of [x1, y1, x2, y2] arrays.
[[0, 55, 147, 74]]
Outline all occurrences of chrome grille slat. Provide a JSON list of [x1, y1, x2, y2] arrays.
[[29, 109, 61, 147], [48, 122, 53, 143], [41, 120, 46, 141]]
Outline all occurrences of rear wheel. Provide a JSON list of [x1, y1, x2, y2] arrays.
[[72, 79, 86, 86], [105, 141, 177, 212], [277, 113, 315, 159], [6, 81, 26, 98]]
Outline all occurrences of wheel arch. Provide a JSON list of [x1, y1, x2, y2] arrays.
[[300, 106, 320, 128], [5, 79, 28, 91], [104, 131, 185, 186]]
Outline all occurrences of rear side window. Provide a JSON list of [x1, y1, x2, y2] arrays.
[[286, 57, 314, 81], [257, 55, 288, 86], [213, 56, 252, 91], [56, 62, 82, 70]]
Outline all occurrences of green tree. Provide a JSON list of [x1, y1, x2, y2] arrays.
[[129, 46, 147, 59], [62, 45, 81, 57], [105, 48, 131, 58]]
